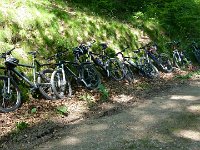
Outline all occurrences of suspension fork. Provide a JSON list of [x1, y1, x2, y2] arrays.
[[61, 64, 67, 85], [32, 57, 37, 84], [4, 70, 11, 94]]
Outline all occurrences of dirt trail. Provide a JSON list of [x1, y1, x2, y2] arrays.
[[33, 79, 200, 150]]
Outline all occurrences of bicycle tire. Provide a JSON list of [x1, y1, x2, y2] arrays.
[[173, 55, 183, 68], [159, 53, 173, 73], [108, 58, 124, 81], [38, 69, 57, 100], [172, 52, 189, 68], [51, 69, 72, 99], [141, 59, 159, 78], [0, 76, 21, 113], [81, 64, 101, 90], [122, 63, 134, 82]]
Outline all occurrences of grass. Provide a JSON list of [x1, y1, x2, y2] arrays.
[[0, 0, 151, 59], [1, 0, 199, 58]]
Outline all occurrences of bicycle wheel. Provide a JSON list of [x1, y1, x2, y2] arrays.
[[122, 63, 134, 82], [38, 69, 56, 100], [0, 76, 21, 113], [108, 58, 124, 81], [81, 64, 101, 90], [140, 58, 159, 78], [159, 53, 173, 73], [51, 69, 72, 99], [173, 52, 186, 68]]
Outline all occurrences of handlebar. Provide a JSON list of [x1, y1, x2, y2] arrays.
[[0, 47, 15, 59], [166, 40, 180, 46]]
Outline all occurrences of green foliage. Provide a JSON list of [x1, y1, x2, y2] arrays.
[[56, 105, 68, 116], [175, 73, 193, 80], [79, 93, 94, 102], [98, 84, 109, 102], [16, 121, 29, 131], [137, 82, 150, 90], [31, 107, 37, 114], [79, 93, 96, 109], [175, 70, 200, 79], [146, 0, 200, 40]]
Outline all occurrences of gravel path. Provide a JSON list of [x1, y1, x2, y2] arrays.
[[33, 80, 200, 150]]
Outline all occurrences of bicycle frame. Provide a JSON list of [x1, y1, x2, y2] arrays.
[[89, 52, 114, 77], [4, 55, 51, 89], [58, 60, 93, 88]]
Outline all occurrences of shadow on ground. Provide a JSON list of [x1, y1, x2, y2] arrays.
[[1, 79, 200, 150]]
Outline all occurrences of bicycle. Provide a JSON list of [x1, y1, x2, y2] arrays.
[[122, 46, 160, 79], [50, 48, 101, 99], [0, 48, 55, 113], [145, 43, 173, 73], [115, 46, 134, 82], [167, 41, 191, 68], [86, 42, 125, 81]]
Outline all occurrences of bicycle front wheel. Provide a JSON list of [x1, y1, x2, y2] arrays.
[[0, 76, 21, 113], [38, 69, 56, 100], [81, 64, 101, 90], [140, 57, 159, 79], [122, 63, 134, 82], [51, 69, 72, 99], [109, 58, 124, 81], [173, 52, 186, 68]]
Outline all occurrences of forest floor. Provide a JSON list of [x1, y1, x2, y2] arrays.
[[0, 68, 200, 150]]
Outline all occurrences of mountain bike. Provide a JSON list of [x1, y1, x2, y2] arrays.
[[86, 42, 125, 81], [122, 46, 160, 79], [50, 49, 101, 99], [167, 41, 191, 68], [0, 48, 55, 113], [145, 43, 173, 73]]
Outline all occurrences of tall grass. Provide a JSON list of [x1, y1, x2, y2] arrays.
[[0, 0, 199, 60]]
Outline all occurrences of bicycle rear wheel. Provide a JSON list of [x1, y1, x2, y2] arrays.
[[109, 58, 124, 81], [81, 64, 101, 89], [38, 69, 56, 100], [0, 76, 21, 113], [51, 69, 72, 99], [159, 53, 173, 73]]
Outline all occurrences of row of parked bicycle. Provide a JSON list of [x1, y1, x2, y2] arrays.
[[0, 40, 199, 113]]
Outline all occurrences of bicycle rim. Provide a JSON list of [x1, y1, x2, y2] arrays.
[[109, 58, 124, 81], [81, 64, 101, 89], [143, 63, 159, 78], [159, 54, 173, 73], [0, 76, 21, 113], [38, 69, 57, 100], [123, 63, 134, 82], [51, 69, 71, 99]]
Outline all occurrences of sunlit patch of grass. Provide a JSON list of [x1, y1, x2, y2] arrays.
[[0, 0, 148, 65]]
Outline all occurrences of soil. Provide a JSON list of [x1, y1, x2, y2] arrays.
[[0, 69, 200, 150]]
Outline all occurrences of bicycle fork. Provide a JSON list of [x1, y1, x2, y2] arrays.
[[2, 76, 12, 101], [59, 64, 67, 87]]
